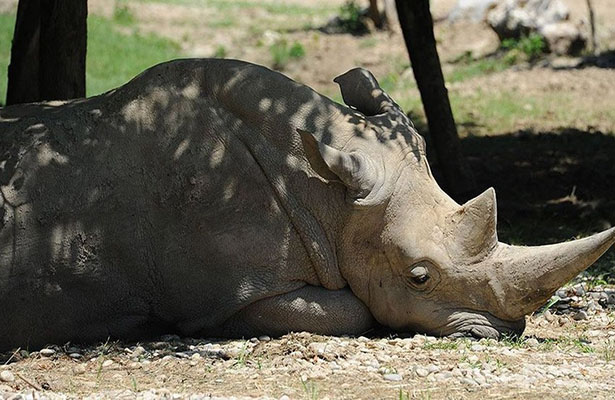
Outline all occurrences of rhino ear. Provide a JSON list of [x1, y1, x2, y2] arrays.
[[448, 188, 498, 261], [298, 128, 378, 200], [334, 68, 400, 116]]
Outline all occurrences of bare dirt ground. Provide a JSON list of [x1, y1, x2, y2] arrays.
[[1, 1, 615, 399]]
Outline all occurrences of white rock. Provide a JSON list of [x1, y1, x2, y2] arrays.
[[383, 373, 403, 381], [39, 348, 56, 357], [415, 367, 430, 377], [102, 359, 114, 367], [526, 338, 539, 347], [448, 0, 498, 22], [0, 370, 15, 382]]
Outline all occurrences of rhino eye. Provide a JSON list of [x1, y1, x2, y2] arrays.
[[408, 265, 430, 285]]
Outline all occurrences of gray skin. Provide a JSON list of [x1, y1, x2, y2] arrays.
[[1, 59, 614, 351]]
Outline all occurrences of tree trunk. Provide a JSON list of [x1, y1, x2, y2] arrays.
[[395, 0, 475, 199], [6, 0, 88, 106], [6, 0, 41, 105]]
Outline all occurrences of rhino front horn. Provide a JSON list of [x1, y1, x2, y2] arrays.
[[493, 227, 615, 320]]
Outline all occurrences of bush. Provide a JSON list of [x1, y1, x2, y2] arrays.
[[270, 40, 305, 70], [338, 1, 367, 34], [501, 33, 546, 61]]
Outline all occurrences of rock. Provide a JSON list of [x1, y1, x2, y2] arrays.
[[470, 344, 485, 352], [486, 0, 586, 55], [69, 353, 83, 359], [448, 0, 498, 22], [526, 338, 539, 347], [73, 364, 87, 375], [572, 284, 586, 296], [258, 335, 271, 342], [383, 373, 403, 382], [415, 367, 429, 377], [132, 346, 146, 358], [487, 0, 568, 39], [39, 348, 56, 357], [573, 310, 588, 320], [541, 22, 586, 56], [0, 370, 15, 382], [307, 342, 328, 356], [102, 359, 114, 368]]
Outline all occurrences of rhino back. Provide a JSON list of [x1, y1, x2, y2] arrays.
[[0, 59, 345, 348]]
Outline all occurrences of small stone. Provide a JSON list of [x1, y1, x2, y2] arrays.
[[279, 396, 290, 400], [526, 338, 539, 347], [69, 353, 82, 359], [249, 337, 259, 343], [0, 370, 15, 382], [308, 342, 328, 356], [258, 335, 271, 342], [415, 367, 429, 377], [470, 344, 485, 352], [73, 364, 87, 375], [102, 359, 114, 368], [191, 353, 202, 360], [573, 284, 586, 296], [573, 310, 588, 320], [383, 373, 402, 382], [132, 346, 145, 358], [39, 348, 56, 357]]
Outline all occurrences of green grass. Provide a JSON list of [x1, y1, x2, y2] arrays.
[[135, 0, 337, 17], [447, 56, 514, 83], [0, 12, 182, 100], [86, 15, 182, 96], [0, 13, 15, 106], [270, 40, 306, 70]]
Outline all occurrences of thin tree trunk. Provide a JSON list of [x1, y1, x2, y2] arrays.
[[368, 0, 383, 29], [586, 0, 597, 54], [395, 0, 475, 199], [6, 0, 88, 106]]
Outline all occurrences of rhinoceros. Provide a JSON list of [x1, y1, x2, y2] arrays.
[[1, 59, 614, 351]]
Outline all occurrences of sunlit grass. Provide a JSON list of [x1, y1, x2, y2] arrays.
[[0, 12, 182, 101], [134, 0, 338, 17], [87, 15, 182, 96], [0, 13, 15, 106]]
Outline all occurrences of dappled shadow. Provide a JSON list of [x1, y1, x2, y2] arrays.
[[0, 59, 424, 351]]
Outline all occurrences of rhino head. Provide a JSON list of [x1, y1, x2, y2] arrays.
[[300, 68, 615, 339]]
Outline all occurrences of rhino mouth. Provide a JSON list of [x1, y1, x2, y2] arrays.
[[434, 310, 526, 339]]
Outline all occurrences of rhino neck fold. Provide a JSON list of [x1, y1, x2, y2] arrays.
[[230, 125, 347, 291]]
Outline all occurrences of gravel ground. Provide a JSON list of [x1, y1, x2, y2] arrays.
[[1, 284, 614, 399]]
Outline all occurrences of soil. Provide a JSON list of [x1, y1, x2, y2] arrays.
[[0, 0, 614, 398]]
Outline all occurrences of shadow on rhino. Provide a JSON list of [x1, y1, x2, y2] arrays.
[[1, 59, 614, 351]]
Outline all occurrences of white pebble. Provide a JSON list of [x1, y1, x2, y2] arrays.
[[0, 370, 15, 382], [383, 373, 402, 381]]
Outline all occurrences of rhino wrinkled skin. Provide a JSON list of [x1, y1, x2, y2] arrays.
[[1, 59, 614, 351]]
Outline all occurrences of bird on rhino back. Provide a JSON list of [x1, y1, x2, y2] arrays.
[[0, 58, 613, 351]]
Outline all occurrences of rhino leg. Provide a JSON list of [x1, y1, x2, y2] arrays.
[[213, 286, 374, 337]]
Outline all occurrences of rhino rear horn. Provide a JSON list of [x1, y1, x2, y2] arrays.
[[298, 128, 379, 201], [447, 188, 498, 261], [334, 68, 401, 116]]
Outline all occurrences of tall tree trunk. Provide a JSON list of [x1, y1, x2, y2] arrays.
[[395, 0, 475, 199], [6, 0, 88, 106], [6, 0, 41, 105]]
